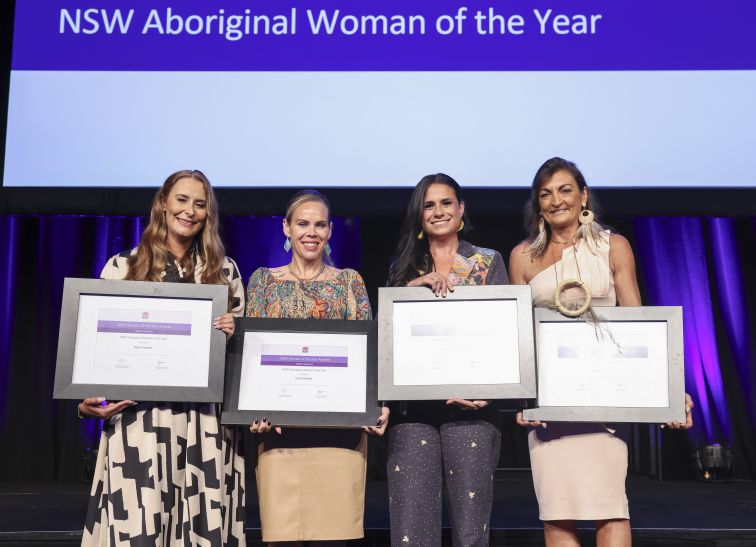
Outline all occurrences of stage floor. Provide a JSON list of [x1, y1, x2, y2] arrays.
[[1, 476, 755, 546]]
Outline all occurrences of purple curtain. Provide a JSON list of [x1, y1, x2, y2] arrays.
[[634, 217, 756, 477], [634, 217, 729, 443]]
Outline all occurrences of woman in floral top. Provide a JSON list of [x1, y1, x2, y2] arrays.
[[246, 189, 384, 546]]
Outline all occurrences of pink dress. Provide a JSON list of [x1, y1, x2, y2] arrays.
[[527, 232, 630, 521]]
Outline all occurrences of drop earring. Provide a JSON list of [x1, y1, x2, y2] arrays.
[[283, 237, 291, 252], [528, 214, 547, 254], [576, 206, 599, 254]]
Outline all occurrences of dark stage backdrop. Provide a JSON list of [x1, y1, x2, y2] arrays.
[[0, 212, 754, 482]]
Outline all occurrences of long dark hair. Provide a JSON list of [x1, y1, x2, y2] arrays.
[[387, 173, 470, 286], [524, 157, 602, 259]]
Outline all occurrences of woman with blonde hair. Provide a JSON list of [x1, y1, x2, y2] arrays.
[[246, 189, 386, 546], [78, 169, 247, 546]]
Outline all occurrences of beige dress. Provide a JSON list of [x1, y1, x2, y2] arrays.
[[528, 232, 630, 521]]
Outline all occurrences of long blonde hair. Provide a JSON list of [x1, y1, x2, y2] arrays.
[[126, 170, 229, 289]]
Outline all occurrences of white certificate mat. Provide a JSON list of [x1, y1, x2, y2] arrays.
[[71, 294, 213, 387], [392, 300, 520, 386], [537, 321, 669, 407], [238, 331, 367, 413]]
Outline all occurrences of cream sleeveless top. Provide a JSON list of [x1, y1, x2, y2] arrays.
[[529, 230, 616, 307]]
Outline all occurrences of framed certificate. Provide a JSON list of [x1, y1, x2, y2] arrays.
[[378, 285, 536, 400], [53, 278, 229, 402], [221, 318, 378, 427], [522, 307, 686, 423]]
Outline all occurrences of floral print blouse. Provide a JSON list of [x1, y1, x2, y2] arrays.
[[246, 266, 372, 320]]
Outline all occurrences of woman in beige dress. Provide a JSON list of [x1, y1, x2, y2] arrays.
[[246, 189, 388, 546], [509, 157, 693, 547]]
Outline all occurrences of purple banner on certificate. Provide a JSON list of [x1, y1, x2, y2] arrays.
[[97, 320, 192, 336], [261, 355, 348, 367]]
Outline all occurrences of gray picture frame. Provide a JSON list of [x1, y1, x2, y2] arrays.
[[221, 318, 379, 427], [53, 277, 229, 402], [378, 285, 536, 400], [523, 306, 686, 423]]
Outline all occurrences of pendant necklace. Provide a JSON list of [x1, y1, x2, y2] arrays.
[[288, 262, 326, 318], [552, 241, 592, 317]]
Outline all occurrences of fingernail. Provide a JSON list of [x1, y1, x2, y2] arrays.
[[262, 416, 267, 422], [253, 419, 259, 425], [376, 419, 383, 426], [267, 421, 272, 426]]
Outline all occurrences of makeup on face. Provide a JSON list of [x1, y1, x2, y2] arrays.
[[421, 183, 464, 238], [284, 201, 332, 260], [163, 178, 207, 244], [537, 170, 586, 229]]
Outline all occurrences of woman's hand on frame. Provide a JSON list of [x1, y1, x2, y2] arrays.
[[407, 272, 453, 297], [446, 398, 488, 411], [662, 393, 694, 430], [249, 417, 282, 435], [78, 397, 136, 420], [364, 406, 390, 436], [515, 411, 547, 429], [213, 313, 235, 337]]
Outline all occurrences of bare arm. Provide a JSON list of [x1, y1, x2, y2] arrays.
[[508, 242, 530, 285], [609, 234, 642, 307]]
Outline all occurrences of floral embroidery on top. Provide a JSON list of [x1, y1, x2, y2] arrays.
[[419, 240, 508, 287]]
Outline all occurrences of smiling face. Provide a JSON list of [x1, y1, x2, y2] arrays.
[[162, 177, 207, 245], [421, 183, 465, 239], [537, 170, 588, 231], [283, 200, 332, 261]]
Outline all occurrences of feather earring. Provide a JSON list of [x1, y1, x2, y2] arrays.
[[528, 215, 547, 254]]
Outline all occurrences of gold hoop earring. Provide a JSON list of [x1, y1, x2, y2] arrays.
[[417, 231, 424, 240], [457, 220, 464, 233]]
